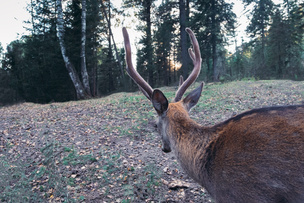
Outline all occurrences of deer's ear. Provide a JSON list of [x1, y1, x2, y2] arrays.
[[183, 82, 204, 112], [152, 89, 168, 115]]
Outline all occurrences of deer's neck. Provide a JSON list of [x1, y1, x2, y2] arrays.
[[167, 112, 216, 186]]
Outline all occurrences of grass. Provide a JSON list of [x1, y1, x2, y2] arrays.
[[0, 156, 41, 202], [0, 80, 304, 202], [0, 139, 162, 202]]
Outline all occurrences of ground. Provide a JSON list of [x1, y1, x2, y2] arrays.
[[0, 80, 303, 202]]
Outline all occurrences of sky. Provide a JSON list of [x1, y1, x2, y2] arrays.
[[0, 0, 280, 52], [0, 0, 31, 48]]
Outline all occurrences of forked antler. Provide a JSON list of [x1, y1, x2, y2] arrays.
[[174, 28, 201, 102], [122, 27, 201, 102]]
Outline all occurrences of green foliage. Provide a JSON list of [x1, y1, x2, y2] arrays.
[[0, 0, 304, 105], [226, 0, 304, 80], [0, 140, 99, 202], [0, 156, 43, 202], [0, 68, 19, 105], [245, 0, 274, 39], [135, 0, 156, 87], [2, 36, 72, 103], [154, 1, 179, 87], [191, 0, 236, 82], [0, 0, 119, 103]]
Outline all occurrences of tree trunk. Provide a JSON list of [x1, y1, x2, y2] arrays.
[[146, 0, 154, 87], [258, 0, 267, 77], [179, 0, 189, 79], [92, 40, 98, 96], [186, 0, 190, 20], [56, 0, 86, 99], [80, 0, 91, 96], [106, 2, 115, 92], [211, 0, 219, 81], [100, 0, 125, 87]]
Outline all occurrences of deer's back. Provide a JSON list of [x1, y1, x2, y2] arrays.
[[204, 105, 304, 203]]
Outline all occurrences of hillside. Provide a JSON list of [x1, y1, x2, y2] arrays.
[[1, 80, 304, 202]]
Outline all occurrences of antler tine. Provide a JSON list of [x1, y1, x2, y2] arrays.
[[122, 27, 153, 100], [174, 28, 202, 102]]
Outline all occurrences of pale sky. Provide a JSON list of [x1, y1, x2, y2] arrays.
[[0, 0, 31, 48], [0, 0, 281, 52]]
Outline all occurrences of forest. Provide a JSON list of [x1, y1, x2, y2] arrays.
[[0, 0, 303, 104]]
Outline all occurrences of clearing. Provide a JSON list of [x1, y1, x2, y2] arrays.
[[0, 80, 303, 202]]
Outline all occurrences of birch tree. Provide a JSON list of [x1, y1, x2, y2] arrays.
[[56, 0, 91, 99], [80, 0, 91, 95]]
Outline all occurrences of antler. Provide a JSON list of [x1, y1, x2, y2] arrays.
[[122, 27, 154, 100], [174, 28, 201, 102], [122, 27, 201, 102]]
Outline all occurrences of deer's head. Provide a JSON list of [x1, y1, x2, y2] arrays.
[[122, 27, 202, 153]]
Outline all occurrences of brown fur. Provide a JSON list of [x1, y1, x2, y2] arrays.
[[161, 103, 304, 203], [122, 26, 303, 202]]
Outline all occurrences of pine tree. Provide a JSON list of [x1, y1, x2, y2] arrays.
[[243, 0, 274, 78], [266, 1, 304, 79], [154, 0, 178, 86], [123, 0, 156, 87], [192, 0, 236, 81], [179, 0, 191, 79], [267, 8, 287, 78]]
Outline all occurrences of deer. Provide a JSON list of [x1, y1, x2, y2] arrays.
[[122, 27, 304, 203]]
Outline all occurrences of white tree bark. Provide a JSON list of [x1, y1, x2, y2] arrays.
[[80, 0, 91, 95], [100, 1, 124, 80], [56, 0, 86, 99]]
